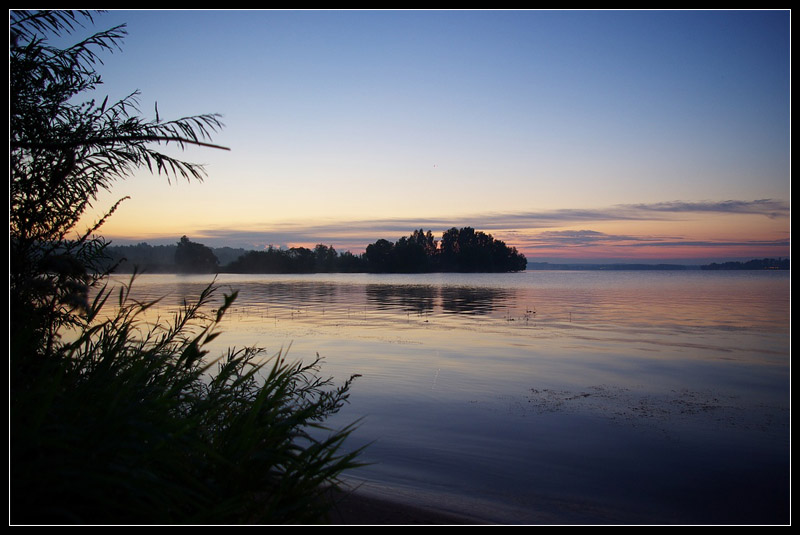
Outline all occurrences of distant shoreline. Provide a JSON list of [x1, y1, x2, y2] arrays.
[[525, 262, 697, 271], [526, 258, 790, 271], [100, 241, 789, 274], [104, 263, 790, 274], [106, 261, 790, 274]]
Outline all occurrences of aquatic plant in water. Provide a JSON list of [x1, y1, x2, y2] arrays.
[[11, 275, 365, 524], [10, 10, 365, 523]]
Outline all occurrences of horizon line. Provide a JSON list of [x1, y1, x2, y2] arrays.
[[101, 237, 790, 267]]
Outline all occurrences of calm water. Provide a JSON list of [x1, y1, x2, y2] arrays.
[[103, 271, 790, 524]]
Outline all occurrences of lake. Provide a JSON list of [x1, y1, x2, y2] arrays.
[[103, 270, 790, 524]]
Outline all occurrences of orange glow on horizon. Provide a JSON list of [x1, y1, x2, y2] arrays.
[[80, 191, 789, 264]]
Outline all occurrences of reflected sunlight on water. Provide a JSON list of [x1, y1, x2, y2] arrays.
[[98, 270, 790, 524]]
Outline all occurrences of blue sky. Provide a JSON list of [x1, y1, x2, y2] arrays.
[[70, 9, 790, 263]]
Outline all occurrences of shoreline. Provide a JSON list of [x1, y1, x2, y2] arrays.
[[317, 480, 627, 526], [319, 480, 507, 525], [324, 489, 488, 525], [319, 486, 792, 526]]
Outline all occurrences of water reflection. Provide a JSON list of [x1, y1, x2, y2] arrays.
[[108, 272, 792, 347], [99, 271, 789, 523], [439, 285, 511, 315], [366, 284, 436, 315], [364, 284, 511, 316], [242, 281, 341, 306]]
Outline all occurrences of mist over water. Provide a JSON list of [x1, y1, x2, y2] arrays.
[[105, 270, 789, 524]]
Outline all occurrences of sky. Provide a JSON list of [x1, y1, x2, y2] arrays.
[[68, 9, 790, 264]]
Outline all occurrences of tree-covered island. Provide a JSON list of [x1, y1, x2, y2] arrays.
[[107, 227, 528, 274]]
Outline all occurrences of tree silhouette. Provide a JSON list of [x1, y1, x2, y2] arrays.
[[174, 235, 219, 273], [439, 227, 461, 271], [10, 10, 227, 354], [314, 244, 338, 272], [223, 244, 367, 274], [287, 247, 316, 273], [364, 238, 395, 273], [11, 12, 364, 524], [362, 227, 526, 273]]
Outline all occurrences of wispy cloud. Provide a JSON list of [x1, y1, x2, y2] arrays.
[[622, 199, 790, 218], [518, 231, 789, 250], [112, 198, 789, 262], [488, 199, 790, 228], [189, 198, 788, 247], [525, 230, 667, 247]]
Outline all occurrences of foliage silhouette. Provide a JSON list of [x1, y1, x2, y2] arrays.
[[701, 258, 789, 270], [175, 235, 219, 273], [222, 228, 526, 275], [10, 9, 226, 354], [225, 244, 369, 274], [12, 276, 365, 524], [364, 227, 527, 273], [10, 10, 364, 524]]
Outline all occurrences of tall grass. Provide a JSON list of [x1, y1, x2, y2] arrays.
[[10, 275, 365, 524]]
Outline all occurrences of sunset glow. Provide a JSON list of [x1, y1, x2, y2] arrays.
[[73, 10, 790, 264]]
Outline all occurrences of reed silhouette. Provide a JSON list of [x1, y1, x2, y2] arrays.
[[10, 11, 364, 524]]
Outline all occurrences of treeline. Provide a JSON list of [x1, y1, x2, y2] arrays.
[[102, 237, 249, 273], [701, 258, 790, 270], [105, 227, 527, 274], [364, 227, 527, 273], [526, 262, 691, 271], [102, 240, 364, 274], [226, 245, 366, 274]]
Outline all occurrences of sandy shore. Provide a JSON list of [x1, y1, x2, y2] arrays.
[[319, 487, 792, 526], [324, 489, 488, 525], [317, 481, 619, 525]]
